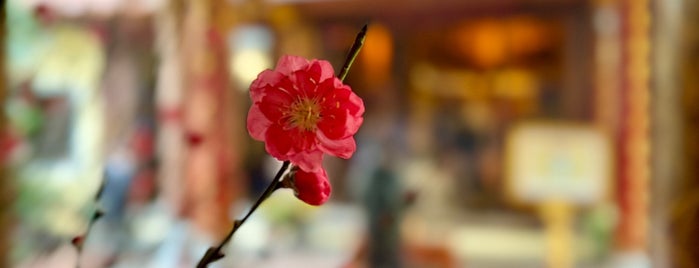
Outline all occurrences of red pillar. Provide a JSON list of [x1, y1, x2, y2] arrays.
[[615, 0, 651, 252]]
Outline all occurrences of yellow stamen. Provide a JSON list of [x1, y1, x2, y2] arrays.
[[286, 98, 321, 131]]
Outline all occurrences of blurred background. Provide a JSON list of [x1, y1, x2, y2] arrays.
[[0, 0, 697, 267]]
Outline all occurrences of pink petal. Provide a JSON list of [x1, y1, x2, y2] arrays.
[[308, 59, 336, 82], [291, 71, 319, 97], [317, 109, 349, 140], [247, 105, 271, 141], [346, 115, 363, 136], [276, 55, 310, 76], [288, 150, 324, 172], [289, 129, 318, 153], [250, 70, 284, 102], [259, 88, 293, 122], [328, 89, 365, 136], [346, 90, 365, 117], [293, 168, 331, 206], [326, 83, 364, 117], [316, 130, 356, 159], [264, 124, 293, 160], [318, 108, 363, 140], [317, 85, 364, 137]]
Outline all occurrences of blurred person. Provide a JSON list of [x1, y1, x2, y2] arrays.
[[364, 165, 403, 268]]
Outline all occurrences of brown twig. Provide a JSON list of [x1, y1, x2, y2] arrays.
[[196, 161, 289, 267], [73, 177, 107, 268], [195, 23, 368, 268], [338, 24, 368, 82]]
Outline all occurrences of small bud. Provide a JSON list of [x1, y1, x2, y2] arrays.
[[185, 132, 204, 147], [197, 248, 225, 267], [92, 209, 105, 221], [404, 190, 418, 207], [71, 235, 85, 248], [290, 168, 331, 206]]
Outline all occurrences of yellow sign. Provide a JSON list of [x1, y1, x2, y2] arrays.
[[505, 122, 612, 205]]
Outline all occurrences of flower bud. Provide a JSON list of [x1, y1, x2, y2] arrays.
[[292, 168, 331, 206]]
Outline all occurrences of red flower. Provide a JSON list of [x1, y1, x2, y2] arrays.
[[293, 168, 331, 206], [247, 55, 364, 172]]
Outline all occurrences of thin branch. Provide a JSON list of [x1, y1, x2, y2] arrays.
[[196, 161, 290, 268], [196, 23, 368, 268], [338, 24, 368, 82], [73, 177, 107, 268]]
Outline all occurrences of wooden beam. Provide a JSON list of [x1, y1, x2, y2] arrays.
[[293, 0, 585, 21]]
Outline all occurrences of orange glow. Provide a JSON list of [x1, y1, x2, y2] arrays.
[[507, 16, 552, 58], [453, 20, 508, 68], [360, 23, 393, 85]]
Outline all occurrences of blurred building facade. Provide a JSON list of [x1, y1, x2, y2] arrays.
[[1, 0, 698, 267]]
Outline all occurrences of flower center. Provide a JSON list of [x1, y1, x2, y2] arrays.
[[286, 98, 321, 131]]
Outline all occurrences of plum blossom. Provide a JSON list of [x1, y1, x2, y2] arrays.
[[246, 55, 364, 171], [246, 55, 364, 205]]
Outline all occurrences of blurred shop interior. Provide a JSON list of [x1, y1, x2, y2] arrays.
[[1, 0, 698, 267]]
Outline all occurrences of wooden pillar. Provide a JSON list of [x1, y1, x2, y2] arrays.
[[155, 0, 187, 217], [650, 0, 683, 266], [593, 0, 622, 133], [180, 0, 240, 239], [670, 0, 699, 266], [615, 0, 651, 253]]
